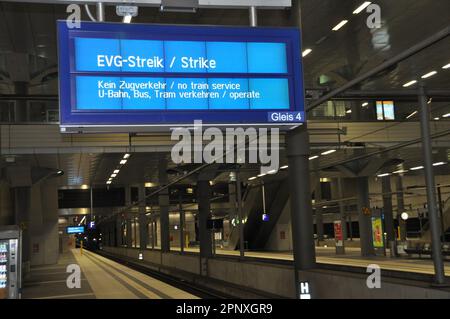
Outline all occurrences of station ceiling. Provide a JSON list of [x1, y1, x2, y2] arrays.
[[0, 1, 449, 188]]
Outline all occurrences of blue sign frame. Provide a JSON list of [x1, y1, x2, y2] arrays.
[[58, 21, 305, 131]]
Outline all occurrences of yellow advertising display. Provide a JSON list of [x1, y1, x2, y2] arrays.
[[371, 217, 384, 248]]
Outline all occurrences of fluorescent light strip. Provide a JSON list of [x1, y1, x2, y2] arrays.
[[362, 102, 369, 107], [406, 110, 417, 119], [280, 165, 289, 169], [353, 1, 371, 14], [403, 80, 417, 87], [111, 173, 117, 178], [257, 173, 266, 178], [267, 169, 278, 174], [332, 20, 348, 31], [410, 166, 424, 171], [248, 176, 257, 181], [377, 173, 390, 177], [123, 153, 131, 159], [346, 109, 352, 114], [309, 155, 319, 160], [442, 113, 450, 118], [113, 169, 120, 174], [421, 71, 437, 79], [120, 159, 127, 165], [433, 162, 446, 167], [302, 49, 312, 57], [443, 63, 450, 69], [392, 169, 408, 174], [321, 149, 336, 156]]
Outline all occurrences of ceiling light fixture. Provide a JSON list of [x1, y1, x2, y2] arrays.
[[302, 49, 312, 57], [442, 113, 450, 118], [392, 169, 408, 174], [113, 169, 120, 174], [433, 162, 446, 167], [442, 63, 450, 69], [421, 71, 437, 79], [353, 1, 372, 14], [332, 20, 348, 31], [267, 169, 278, 174], [362, 102, 369, 107], [280, 165, 289, 169], [111, 173, 117, 178], [321, 149, 336, 156], [346, 109, 352, 114], [120, 159, 127, 165], [410, 166, 424, 171], [406, 111, 417, 119], [248, 176, 257, 181], [377, 173, 390, 177], [123, 153, 131, 159], [403, 80, 417, 87], [309, 155, 319, 160]]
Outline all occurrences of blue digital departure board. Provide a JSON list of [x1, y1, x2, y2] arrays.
[[57, 21, 305, 132], [66, 226, 85, 234]]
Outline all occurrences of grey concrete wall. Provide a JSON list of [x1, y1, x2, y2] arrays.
[[0, 179, 14, 225], [29, 180, 59, 266], [101, 246, 450, 299], [207, 258, 295, 298], [298, 269, 450, 299]]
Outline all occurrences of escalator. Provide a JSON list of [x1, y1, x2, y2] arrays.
[[228, 179, 290, 250]]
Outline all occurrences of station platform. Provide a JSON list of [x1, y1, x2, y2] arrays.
[[22, 249, 199, 299]]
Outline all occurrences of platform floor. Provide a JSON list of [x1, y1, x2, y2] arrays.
[[22, 249, 199, 299]]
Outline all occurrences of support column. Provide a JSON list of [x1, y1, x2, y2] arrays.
[[356, 176, 375, 256], [178, 190, 185, 253], [418, 82, 446, 285], [336, 178, 347, 254], [314, 177, 324, 242], [197, 180, 212, 259], [337, 178, 348, 240], [286, 125, 316, 270], [158, 161, 170, 253], [116, 215, 123, 247], [381, 176, 395, 243], [138, 183, 148, 250], [125, 186, 132, 248], [395, 175, 407, 241], [14, 187, 31, 267]]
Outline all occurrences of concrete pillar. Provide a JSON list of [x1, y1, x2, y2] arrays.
[[395, 175, 407, 241], [116, 216, 123, 246], [158, 161, 170, 252], [197, 180, 212, 259], [381, 176, 395, 243], [138, 183, 148, 249], [0, 180, 14, 225], [286, 125, 316, 270], [14, 187, 31, 265], [125, 186, 132, 248], [337, 178, 348, 240], [314, 177, 324, 242], [356, 176, 375, 256]]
